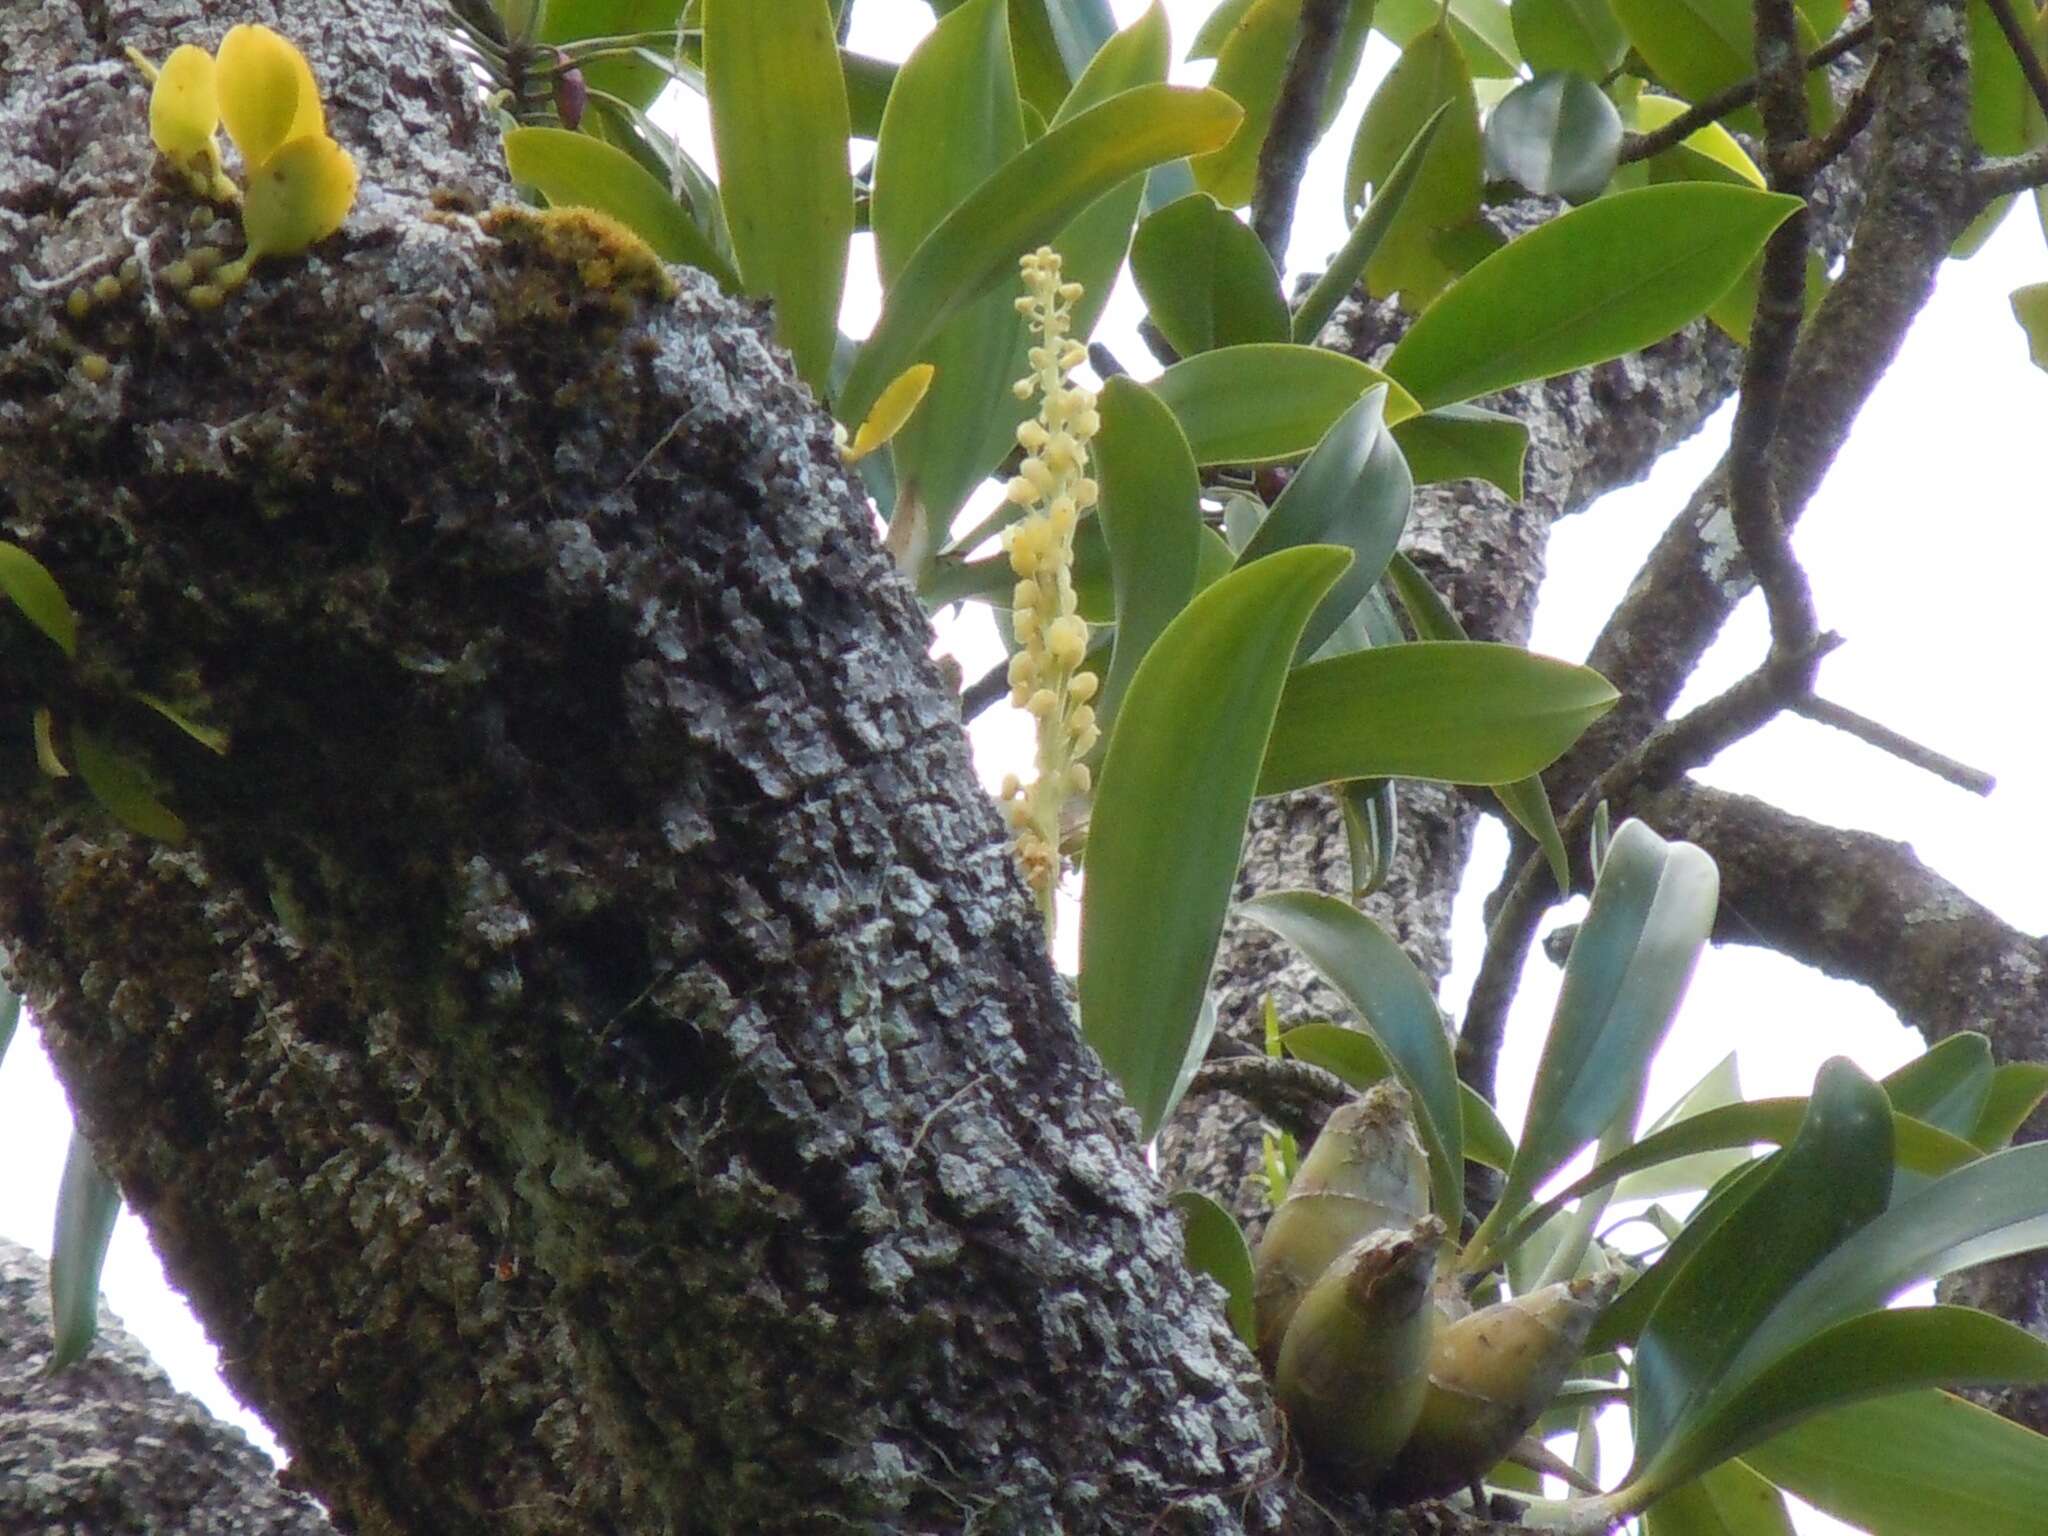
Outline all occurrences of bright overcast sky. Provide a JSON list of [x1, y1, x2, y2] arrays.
[[3, 4, 2043, 1523]]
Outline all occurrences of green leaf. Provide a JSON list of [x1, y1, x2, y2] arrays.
[[134, 692, 230, 755], [1344, 20, 1484, 304], [706, 0, 852, 391], [842, 50, 898, 139], [1711, 1138, 2048, 1402], [1616, 1052, 1746, 1203], [839, 83, 1242, 423], [1612, 0, 1831, 136], [1132, 194, 1289, 354], [1471, 818, 1717, 1263], [1079, 546, 1351, 1140], [1381, 551, 1565, 887], [1512, 0, 1628, 78], [1240, 895, 1465, 1228], [1007, 0, 1076, 119], [1501, 1098, 1980, 1262], [47, 1127, 121, 1371], [1631, 92, 1766, 188], [1629, 1059, 1895, 1481], [2013, 283, 2048, 372], [1048, 3, 1172, 348], [1093, 375, 1203, 740], [1236, 387, 1413, 659], [1171, 1189, 1258, 1346], [502, 127, 742, 290], [1591, 1157, 1778, 1352], [1635, 1306, 2048, 1505], [1337, 777, 1399, 897], [1484, 71, 1623, 201], [1745, 1390, 2048, 1536], [1972, 1062, 2048, 1151], [1377, 0, 1525, 77], [1191, 0, 1261, 59], [1384, 184, 1802, 409], [1150, 344, 1421, 466], [1882, 1032, 1995, 1139], [1645, 1456, 1797, 1536], [0, 541, 78, 658], [1388, 403, 1528, 494], [539, 0, 689, 111], [871, 0, 1029, 533], [1969, 0, 2046, 158], [72, 726, 187, 844], [1257, 641, 1618, 796], [1294, 106, 1451, 343], [0, 987, 20, 1073]]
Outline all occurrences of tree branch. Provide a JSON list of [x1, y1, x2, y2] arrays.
[[1791, 695, 1998, 794], [1616, 18, 1875, 165], [1250, 0, 1350, 261]]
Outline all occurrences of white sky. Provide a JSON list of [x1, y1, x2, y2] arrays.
[[2, 3, 2042, 1524]]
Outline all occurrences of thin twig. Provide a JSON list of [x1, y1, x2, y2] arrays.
[[1984, 0, 2048, 125], [1792, 695, 1998, 795], [1616, 19, 1875, 165], [1781, 40, 1890, 179], [959, 659, 1009, 722], [1726, 0, 1823, 663], [1249, 0, 1350, 261]]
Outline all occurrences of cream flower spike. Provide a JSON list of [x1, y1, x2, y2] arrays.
[[994, 247, 1102, 928]]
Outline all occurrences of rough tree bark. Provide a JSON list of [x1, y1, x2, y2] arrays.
[[3, 1, 2044, 1534]]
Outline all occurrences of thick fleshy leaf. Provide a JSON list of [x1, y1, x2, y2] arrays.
[[1388, 403, 1528, 494], [48, 1128, 122, 1371], [1240, 895, 1464, 1227], [1132, 194, 1289, 354], [1381, 551, 1566, 887], [1469, 818, 1718, 1263], [1484, 71, 1622, 201], [1171, 1188, 1258, 1346], [1093, 376, 1203, 739], [1512, 0, 1629, 78], [1258, 641, 1617, 796], [1502, 1099, 1980, 1261], [1611, 0, 1831, 136], [1383, 184, 1803, 409], [1745, 1389, 2048, 1536], [1645, 1456, 1797, 1536], [1294, 106, 1450, 343], [1151, 345, 1421, 466], [1344, 20, 1484, 304], [1883, 1032, 1995, 1139], [502, 127, 739, 288], [1630, 1059, 1895, 1475], [1973, 1062, 2048, 1150], [1591, 1157, 1778, 1352], [871, 0, 1029, 532], [1711, 1138, 2048, 1403], [215, 24, 321, 169], [0, 987, 19, 1071], [1616, 1053, 1746, 1203], [0, 541, 78, 657], [72, 727, 187, 844], [1337, 776, 1399, 898], [1633, 1307, 2048, 1506], [1042, 0, 1121, 76], [1048, 3, 1171, 348], [706, 0, 851, 391], [539, 0, 689, 110], [844, 364, 936, 462], [1079, 546, 1350, 1139], [1969, 0, 2046, 158], [839, 83, 1242, 423], [1236, 387, 1413, 659]]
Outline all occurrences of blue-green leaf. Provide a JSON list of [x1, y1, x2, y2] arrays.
[[47, 1128, 121, 1371]]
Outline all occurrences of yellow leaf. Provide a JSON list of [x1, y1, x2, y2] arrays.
[[216, 24, 321, 168], [1632, 94, 1765, 188], [241, 134, 358, 259], [33, 708, 68, 779], [148, 44, 219, 158], [845, 363, 936, 462]]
